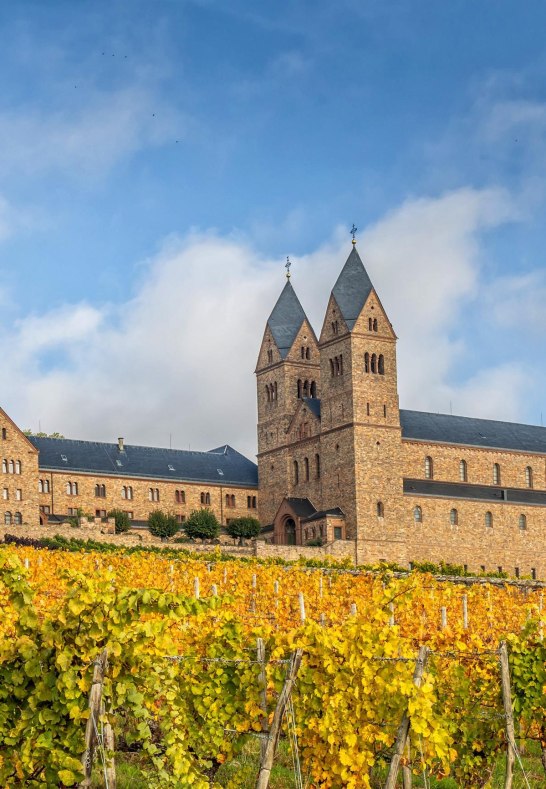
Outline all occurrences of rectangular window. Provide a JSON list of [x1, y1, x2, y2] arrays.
[[2, 488, 7, 500], [176, 514, 186, 523], [515, 567, 520, 578], [15, 489, 22, 501], [68, 507, 78, 516], [123, 511, 133, 519], [95, 509, 106, 518], [531, 568, 537, 580], [334, 526, 342, 540], [247, 495, 257, 509], [40, 505, 51, 514]]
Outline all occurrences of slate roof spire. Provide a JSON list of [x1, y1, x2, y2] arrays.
[[331, 245, 375, 331], [267, 278, 309, 359]]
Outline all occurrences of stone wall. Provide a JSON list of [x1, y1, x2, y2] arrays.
[[255, 538, 356, 563], [37, 470, 258, 527], [0, 409, 40, 525]]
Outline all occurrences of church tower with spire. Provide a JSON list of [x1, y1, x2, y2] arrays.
[[317, 239, 406, 562], [255, 271, 320, 527]]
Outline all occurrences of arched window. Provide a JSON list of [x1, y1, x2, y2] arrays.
[[304, 457, 309, 482], [364, 352, 370, 373], [373, 318, 378, 332], [95, 484, 105, 498], [493, 463, 501, 485], [377, 501, 384, 517], [339, 354, 343, 375], [8, 460, 14, 474], [303, 380, 309, 398], [38, 479, 43, 493], [383, 404, 387, 418], [200, 492, 205, 504], [518, 513, 527, 530], [15, 461, 21, 474], [459, 460, 467, 482], [297, 380, 302, 399], [525, 466, 533, 488], [14, 512, 22, 525], [273, 382, 278, 401], [66, 482, 71, 495], [293, 460, 299, 485], [424, 456, 433, 479], [301, 346, 305, 359], [306, 347, 310, 359], [315, 453, 320, 479], [330, 359, 335, 376], [1, 460, 6, 473], [378, 354, 385, 375], [414, 506, 422, 523], [205, 492, 210, 505], [310, 381, 317, 398], [126, 486, 133, 500], [368, 317, 373, 331], [331, 320, 338, 335], [371, 353, 377, 373], [1, 428, 5, 439], [485, 511, 493, 528], [450, 508, 458, 525], [265, 385, 270, 403], [267, 349, 273, 363], [4, 511, 12, 525], [366, 402, 370, 416]]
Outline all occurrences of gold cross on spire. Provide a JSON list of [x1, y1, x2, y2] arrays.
[[285, 256, 291, 279], [350, 224, 357, 244]]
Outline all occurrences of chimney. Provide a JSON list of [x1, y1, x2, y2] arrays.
[[118, 437, 124, 452]]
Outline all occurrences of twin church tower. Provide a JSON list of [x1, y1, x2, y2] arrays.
[[255, 241, 406, 565], [256, 241, 546, 578]]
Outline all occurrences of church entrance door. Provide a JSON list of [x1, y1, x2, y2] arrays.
[[284, 517, 296, 545]]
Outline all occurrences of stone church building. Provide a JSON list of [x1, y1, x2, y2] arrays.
[[256, 241, 546, 578]]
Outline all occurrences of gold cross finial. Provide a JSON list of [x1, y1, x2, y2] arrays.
[[350, 224, 357, 244], [285, 256, 291, 279]]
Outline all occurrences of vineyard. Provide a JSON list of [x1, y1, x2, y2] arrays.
[[0, 543, 545, 788]]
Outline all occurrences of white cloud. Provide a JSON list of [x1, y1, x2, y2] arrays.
[[0, 186, 540, 459], [0, 87, 187, 180]]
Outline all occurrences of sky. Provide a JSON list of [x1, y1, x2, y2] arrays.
[[1, 0, 546, 459]]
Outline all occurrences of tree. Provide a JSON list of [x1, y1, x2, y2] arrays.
[[23, 430, 65, 438], [148, 510, 179, 540], [183, 509, 220, 541], [225, 516, 261, 544], [108, 509, 132, 534]]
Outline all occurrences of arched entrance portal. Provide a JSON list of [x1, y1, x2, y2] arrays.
[[284, 517, 296, 545]]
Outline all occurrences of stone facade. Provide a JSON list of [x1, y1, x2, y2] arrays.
[[1, 407, 258, 531], [256, 245, 546, 578]]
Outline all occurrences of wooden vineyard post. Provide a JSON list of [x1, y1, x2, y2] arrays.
[[101, 700, 117, 789], [257, 637, 268, 761], [462, 594, 468, 630], [499, 641, 516, 789], [80, 649, 108, 788], [256, 649, 303, 789], [402, 735, 412, 789], [384, 646, 429, 789]]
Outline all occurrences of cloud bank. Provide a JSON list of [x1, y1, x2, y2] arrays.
[[0, 186, 541, 459]]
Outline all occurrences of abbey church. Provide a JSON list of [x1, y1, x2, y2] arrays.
[[256, 241, 546, 577], [1, 241, 545, 577]]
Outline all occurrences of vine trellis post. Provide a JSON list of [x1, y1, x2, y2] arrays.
[[80, 649, 108, 788], [384, 645, 429, 789], [256, 649, 303, 789]]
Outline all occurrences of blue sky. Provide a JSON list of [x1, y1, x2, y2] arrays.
[[1, 0, 546, 457]]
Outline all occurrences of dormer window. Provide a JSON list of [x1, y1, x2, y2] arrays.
[[61, 455, 68, 463], [168, 464, 175, 472]]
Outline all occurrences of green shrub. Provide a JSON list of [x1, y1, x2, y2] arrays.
[[225, 516, 261, 543], [183, 509, 220, 541], [147, 510, 179, 540], [108, 509, 132, 534]]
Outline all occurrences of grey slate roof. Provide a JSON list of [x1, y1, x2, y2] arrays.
[[302, 397, 321, 419], [331, 246, 374, 330], [29, 436, 258, 487], [303, 507, 345, 523], [285, 497, 317, 518], [404, 478, 546, 507], [400, 410, 546, 454], [267, 280, 309, 359]]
